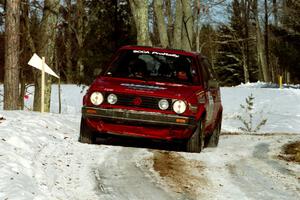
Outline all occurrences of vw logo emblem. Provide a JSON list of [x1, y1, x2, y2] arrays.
[[133, 97, 142, 106]]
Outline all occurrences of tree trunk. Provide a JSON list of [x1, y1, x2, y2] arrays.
[[165, 0, 173, 47], [76, 0, 84, 82], [181, 0, 193, 51], [273, 0, 278, 26], [256, 21, 269, 82], [282, 0, 288, 24], [23, 0, 36, 53], [195, 0, 201, 52], [242, 0, 250, 83], [254, 0, 270, 82], [129, 0, 152, 46], [19, 70, 25, 110], [173, 0, 182, 49], [242, 47, 249, 83], [152, 0, 160, 45], [4, 0, 21, 110], [33, 0, 60, 112], [65, 0, 73, 83], [264, 0, 270, 81], [153, 0, 168, 48]]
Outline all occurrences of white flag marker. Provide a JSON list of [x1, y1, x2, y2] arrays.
[[28, 53, 60, 112], [28, 53, 59, 78]]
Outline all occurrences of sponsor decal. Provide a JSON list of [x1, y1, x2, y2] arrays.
[[133, 50, 179, 58], [121, 83, 166, 90], [206, 92, 214, 122], [133, 50, 150, 54]]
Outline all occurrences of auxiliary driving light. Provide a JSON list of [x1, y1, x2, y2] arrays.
[[107, 93, 118, 104], [158, 99, 169, 110]]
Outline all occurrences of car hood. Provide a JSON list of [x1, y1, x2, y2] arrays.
[[89, 77, 203, 100]]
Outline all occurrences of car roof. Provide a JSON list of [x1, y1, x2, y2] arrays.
[[119, 45, 202, 58]]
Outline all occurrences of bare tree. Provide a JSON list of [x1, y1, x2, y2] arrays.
[[75, 0, 85, 81], [173, 0, 183, 49], [264, 0, 271, 81], [33, 0, 60, 112], [4, 0, 21, 110], [181, 0, 193, 51], [253, 0, 270, 82], [153, 0, 168, 47], [194, 0, 201, 52], [165, 0, 173, 46], [65, 0, 73, 83], [129, 0, 152, 46], [273, 0, 278, 26]]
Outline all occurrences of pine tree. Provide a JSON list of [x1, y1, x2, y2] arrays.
[[236, 94, 267, 133]]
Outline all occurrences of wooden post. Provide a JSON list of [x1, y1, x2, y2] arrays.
[[279, 75, 283, 89], [58, 77, 61, 114], [41, 57, 45, 112]]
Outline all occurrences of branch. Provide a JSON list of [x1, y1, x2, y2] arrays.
[[199, 42, 207, 53], [30, 0, 43, 10], [214, 37, 255, 44], [226, 54, 242, 63]]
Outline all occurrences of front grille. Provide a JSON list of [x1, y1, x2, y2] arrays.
[[105, 93, 172, 110]]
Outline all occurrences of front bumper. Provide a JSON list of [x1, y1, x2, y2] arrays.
[[82, 106, 196, 127]]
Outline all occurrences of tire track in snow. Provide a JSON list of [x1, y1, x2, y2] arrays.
[[227, 142, 300, 200], [94, 147, 176, 200], [32, 139, 104, 200]]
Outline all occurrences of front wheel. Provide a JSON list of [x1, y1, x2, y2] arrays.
[[79, 117, 95, 144], [186, 121, 204, 153]]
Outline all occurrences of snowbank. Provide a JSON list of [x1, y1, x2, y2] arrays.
[[221, 87, 300, 133]]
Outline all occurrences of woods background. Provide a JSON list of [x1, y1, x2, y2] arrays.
[[0, 0, 300, 110]]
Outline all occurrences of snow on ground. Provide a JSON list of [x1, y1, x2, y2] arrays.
[[221, 87, 300, 133], [0, 83, 300, 200]]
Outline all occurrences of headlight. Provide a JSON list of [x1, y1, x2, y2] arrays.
[[90, 92, 104, 106], [158, 99, 169, 110], [107, 93, 118, 104], [172, 100, 187, 114]]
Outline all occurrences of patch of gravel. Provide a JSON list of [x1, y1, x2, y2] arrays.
[[278, 141, 300, 163]]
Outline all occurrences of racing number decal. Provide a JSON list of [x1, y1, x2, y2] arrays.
[[206, 92, 214, 123]]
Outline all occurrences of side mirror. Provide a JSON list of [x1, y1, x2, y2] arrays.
[[208, 79, 219, 88]]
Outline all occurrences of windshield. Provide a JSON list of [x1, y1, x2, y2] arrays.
[[104, 50, 198, 84]]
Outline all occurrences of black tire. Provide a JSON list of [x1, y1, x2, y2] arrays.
[[186, 121, 204, 153], [79, 117, 95, 144], [205, 120, 221, 148]]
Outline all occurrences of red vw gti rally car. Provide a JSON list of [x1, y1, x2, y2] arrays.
[[79, 45, 222, 153]]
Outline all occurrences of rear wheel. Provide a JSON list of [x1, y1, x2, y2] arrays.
[[79, 118, 95, 144], [186, 121, 204, 153], [205, 120, 221, 147]]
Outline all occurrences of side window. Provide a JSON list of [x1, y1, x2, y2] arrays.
[[198, 57, 209, 88], [189, 58, 199, 84]]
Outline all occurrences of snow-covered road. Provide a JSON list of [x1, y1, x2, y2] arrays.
[[1, 83, 300, 199], [0, 111, 299, 200]]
